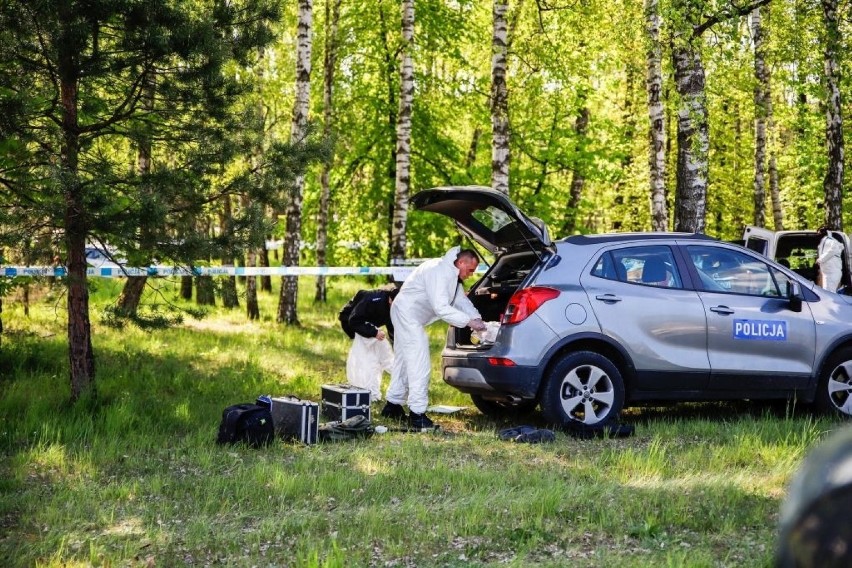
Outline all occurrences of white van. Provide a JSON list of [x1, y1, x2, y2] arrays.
[[742, 225, 852, 291]]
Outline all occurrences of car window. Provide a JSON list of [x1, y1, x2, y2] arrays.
[[745, 237, 768, 255], [687, 245, 782, 297], [771, 266, 796, 297], [471, 207, 514, 233], [591, 246, 683, 289]]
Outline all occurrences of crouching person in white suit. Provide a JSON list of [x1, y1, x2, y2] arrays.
[[339, 286, 399, 401], [381, 247, 487, 431]]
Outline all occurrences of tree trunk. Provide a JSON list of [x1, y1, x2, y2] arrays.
[[762, 3, 783, 230], [491, 0, 510, 195], [769, 148, 783, 230], [117, 70, 156, 316], [246, 247, 259, 320], [196, 276, 216, 306], [752, 7, 768, 228], [219, 195, 239, 309], [260, 242, 272, 292], [238, 195, 260, 320], [390, 0, 415, 265], [180, 276, 193, 300], [315, 0, 341, 304], [277, 0, 313, 325], [378, 5, 398, 264], [562, 107, 590, 235], [645, 0, 668, 232], [465, 126, 482, 173], [821, 0, 844, 229], [59, 14, 95, 401], [117, 277, 147, 316], [672, 42, 709, 234]]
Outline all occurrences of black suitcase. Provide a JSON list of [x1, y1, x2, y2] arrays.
[[321, 383, 371, 422], [270, 396, 319, 445]]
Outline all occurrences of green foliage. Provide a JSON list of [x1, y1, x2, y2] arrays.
[[0, 0, 293, 265], [0, 0, 848, 263]]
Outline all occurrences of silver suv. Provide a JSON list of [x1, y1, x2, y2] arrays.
[[412, 186, 852, 430]]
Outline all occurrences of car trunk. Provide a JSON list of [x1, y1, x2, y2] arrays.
[[410, 186, 555, 348], [451, 250, 542, 348]]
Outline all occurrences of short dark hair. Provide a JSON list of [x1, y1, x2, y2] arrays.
[[456, 249, 479, 264]]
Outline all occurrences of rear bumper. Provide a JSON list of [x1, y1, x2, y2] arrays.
[[441, 354, 541, 399]]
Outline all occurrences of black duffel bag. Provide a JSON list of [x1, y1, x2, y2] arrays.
[[216, 400, 275, 447]]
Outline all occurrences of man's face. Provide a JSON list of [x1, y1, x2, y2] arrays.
[[456, 257, 478, 280]]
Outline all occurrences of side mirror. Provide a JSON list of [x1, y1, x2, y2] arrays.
[[787, 281, 803, 313]]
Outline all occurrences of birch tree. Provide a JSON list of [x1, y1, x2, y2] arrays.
[[752, 6, 768, 228], [821, 0, 843, 229], [645, 0, 668, 231], [491, 0, 510, 194], [277, 0, 313, 325], [670, 0, 770, 234], [390, 0, 415, 265]]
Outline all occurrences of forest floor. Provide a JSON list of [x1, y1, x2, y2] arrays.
[[0, 277, 841, 567]]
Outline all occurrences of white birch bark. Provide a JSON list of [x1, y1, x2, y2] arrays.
[[821, 0, 844, 229], [391, 0, 414, 265], [644, 0, 668, 232], [673, 42, 709, 234], [491, 0, 510, 195], [752, 7, 768, 228], [277, 0, 313, 325]]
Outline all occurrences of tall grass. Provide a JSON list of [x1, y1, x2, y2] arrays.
[[0, 276, 843, 566]]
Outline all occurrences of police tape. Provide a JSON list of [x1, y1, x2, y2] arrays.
[[1, 265, 414, 278]]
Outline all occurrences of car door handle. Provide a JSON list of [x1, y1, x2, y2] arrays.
[[595, 294, 622, 304], [709, 305, 735, 315]]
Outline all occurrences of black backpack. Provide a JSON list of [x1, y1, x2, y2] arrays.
[[216, 401, 275, 447], [338, 290, 367, 339]]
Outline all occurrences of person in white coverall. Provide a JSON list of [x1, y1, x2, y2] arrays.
[[381, 247, 486, 430], [340, 287, 398, 401], [817, 225, 844, 292]]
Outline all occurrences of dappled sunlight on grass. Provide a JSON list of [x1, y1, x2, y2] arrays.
[[1, 278, 833, 566], [352, 455, 393, 477], [18, 443, 96, 486], [100, 517, 146, 537]]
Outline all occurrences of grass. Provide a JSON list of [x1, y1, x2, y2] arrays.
[[0, 276, 844, 567]]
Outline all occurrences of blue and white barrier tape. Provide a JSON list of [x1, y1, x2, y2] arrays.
[[2, 265, 408, 278]]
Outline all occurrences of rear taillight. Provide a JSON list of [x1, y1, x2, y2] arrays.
[[488, 357, 516, 367], [502, 286, 560, 325]]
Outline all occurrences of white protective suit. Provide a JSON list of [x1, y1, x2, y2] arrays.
[[818, 234, 844, 292], [386, 247, 482, 414], [346, 334, 394, 401]]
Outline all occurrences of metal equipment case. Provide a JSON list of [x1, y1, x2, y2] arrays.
[[270, 396, 319, 445], [320, 384, 371, 422]]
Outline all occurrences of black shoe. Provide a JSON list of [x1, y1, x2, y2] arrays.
[[408, 412, 435, 431], [381, 402, 406, 420]]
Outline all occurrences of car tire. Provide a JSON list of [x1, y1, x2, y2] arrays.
[[815, 347, 852, 417], [540, 351, 625, 429], [470, 394, 537, 418]]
